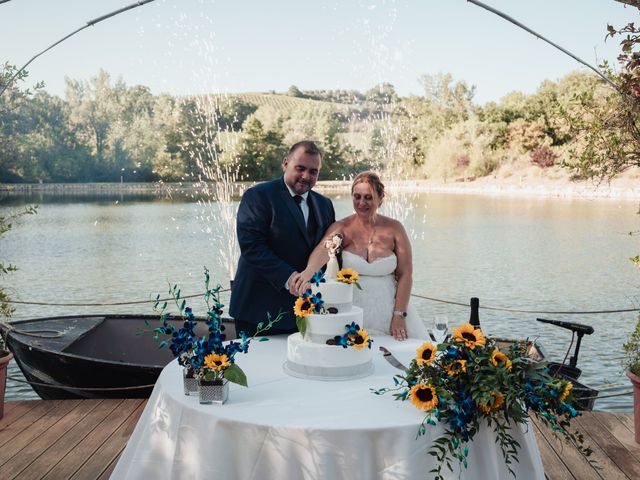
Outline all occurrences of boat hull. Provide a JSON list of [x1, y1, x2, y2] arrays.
[[0, 314, 236, 400]]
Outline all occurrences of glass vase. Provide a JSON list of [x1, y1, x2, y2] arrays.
[[182, 367, 198, 396], [198, 378, 229, 405]]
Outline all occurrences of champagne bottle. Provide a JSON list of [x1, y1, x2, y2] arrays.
[[469, 297, 480, 328]]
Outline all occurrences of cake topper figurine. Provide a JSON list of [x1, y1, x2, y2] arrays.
[[324, 233, 343, 279]]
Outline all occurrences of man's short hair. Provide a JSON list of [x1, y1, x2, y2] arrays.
[[288, 140, 323, 160]]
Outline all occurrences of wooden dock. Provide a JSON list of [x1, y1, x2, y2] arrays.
[[0, 399, 638, 479]]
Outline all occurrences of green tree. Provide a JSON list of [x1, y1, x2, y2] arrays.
[[235, 116, 286, 180], [365, 83, 399, 106], [19, 92, 91, 181], [420, 73, 475, 130], [0, 63, 44, 181], [287, 85, 306, 98], [561, 17, 640, 181], [64, 70, 184, 182], [212, 97, 257, 131]]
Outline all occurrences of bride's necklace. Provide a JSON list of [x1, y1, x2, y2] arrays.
[[362, 217, 377, 260], [368, 225, 376, 245]]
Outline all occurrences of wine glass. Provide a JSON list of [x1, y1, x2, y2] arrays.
[[432, 315, 449, 344]]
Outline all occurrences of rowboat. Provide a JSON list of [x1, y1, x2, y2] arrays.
[[0, 314, 236, 399]]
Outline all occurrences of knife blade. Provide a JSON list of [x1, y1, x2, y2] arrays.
[[379, 346, 408, 372]]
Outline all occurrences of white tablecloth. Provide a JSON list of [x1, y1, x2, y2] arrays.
[[111, 336, 544, 480]]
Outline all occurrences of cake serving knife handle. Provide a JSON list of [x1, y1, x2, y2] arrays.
[[379, 346, 408, 372]]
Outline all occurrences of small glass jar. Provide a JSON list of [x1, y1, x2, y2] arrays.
[[198, 378, 229, 405], [182, 367, 199, 396]]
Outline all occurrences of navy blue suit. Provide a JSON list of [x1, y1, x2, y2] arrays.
[[229, 178, 335, 333]]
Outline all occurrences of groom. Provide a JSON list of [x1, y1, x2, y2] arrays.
[[229, 141, 336, 335]]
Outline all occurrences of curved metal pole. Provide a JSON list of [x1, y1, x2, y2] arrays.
[[0, 0, 157, 97], [466, 0, 620, 91]]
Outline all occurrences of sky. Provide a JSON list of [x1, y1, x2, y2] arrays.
[[1, 0, 637, 104]]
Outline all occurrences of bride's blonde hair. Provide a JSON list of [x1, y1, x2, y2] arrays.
[[351, 171, 385, 206]]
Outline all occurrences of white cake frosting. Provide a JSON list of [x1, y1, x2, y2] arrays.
[[283, 266, 374, 380]]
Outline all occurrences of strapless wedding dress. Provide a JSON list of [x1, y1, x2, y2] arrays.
[[342, 250, 429, 339]]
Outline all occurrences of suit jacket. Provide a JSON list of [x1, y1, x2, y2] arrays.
[[229, 178, 336, 331]]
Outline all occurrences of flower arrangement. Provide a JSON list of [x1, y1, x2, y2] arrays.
[[373, 322, 593, 479], [151, 268, 283, 387], [332, 321, 373, 350]]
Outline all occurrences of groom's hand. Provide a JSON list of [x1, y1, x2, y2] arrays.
[[287, 271, 301, 296], [289, 272, 310, 296]]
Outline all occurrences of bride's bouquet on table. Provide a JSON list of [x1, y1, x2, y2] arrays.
[[148, 268, 283, 405], [373, 322, 595, 479]]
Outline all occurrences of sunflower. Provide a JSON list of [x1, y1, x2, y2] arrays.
[[204, 353, 230, 371], [352, 329, 371, 350], [336, 268, 360, 284], [416, 342, 437, 366], [490, 350, 513, 371], [444, 359, 467, 376], [409, 383, 438, 411], [294, 296, 315, 317], [451, 323, 486, 349], [559, 381, 573, 402], [479, 391, 504, 414]]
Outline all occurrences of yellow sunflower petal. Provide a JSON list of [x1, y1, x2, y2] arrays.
[[353, 329, 371, 350], [336, 268, 360, 284], [444, 359, 467, 376], [204, 353, 231, 371], [416, 341, 437, 366], [559, 382, 573, 402], [409, 383, 439, 411], [479, 391, 504, 414], [452, 323, 486, 349], [490, 350, 513, 371], [294, 297, 315, 317]]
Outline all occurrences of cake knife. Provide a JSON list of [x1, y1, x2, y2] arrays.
[[379, 346, 408, 372]]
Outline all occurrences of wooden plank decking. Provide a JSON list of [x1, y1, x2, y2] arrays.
[[0, 399, 637, 479]]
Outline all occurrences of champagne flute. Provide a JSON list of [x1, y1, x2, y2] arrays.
[[432, 315, 449, 344]]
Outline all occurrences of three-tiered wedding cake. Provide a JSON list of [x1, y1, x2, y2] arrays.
[[283, 238, 374, 380]]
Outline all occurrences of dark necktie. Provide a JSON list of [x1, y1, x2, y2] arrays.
[[294, 194, 303, 211], [294, 195, 305, 223]]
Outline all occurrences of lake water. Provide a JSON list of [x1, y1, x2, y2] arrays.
[[1, 188, 639, 411]]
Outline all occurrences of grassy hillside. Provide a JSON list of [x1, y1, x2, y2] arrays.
[[207, 92, 353, 112]]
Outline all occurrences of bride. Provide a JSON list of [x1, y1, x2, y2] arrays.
[[291, 171, 429, 341]]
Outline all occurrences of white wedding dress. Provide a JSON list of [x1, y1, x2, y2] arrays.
[[342, 250, 430, 339]]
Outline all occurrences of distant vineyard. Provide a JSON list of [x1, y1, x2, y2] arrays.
[[206, 92, 353, 112]]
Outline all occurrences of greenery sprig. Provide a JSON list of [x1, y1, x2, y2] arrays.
[[623, 314, 640, 376], [0, 205, 37, 352]]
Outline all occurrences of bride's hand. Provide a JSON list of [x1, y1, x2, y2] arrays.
[[390, 315, 408, 341]]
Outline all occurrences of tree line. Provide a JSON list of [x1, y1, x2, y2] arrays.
[[0, 61, 636, 184]]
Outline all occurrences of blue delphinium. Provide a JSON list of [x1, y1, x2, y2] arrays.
[[311, 270, 326, 287], [331, 322, 373, 350]]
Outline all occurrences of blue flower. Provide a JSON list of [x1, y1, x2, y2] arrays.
[[311, 271, 326, 287], [559, 402, 579, 418], [310, 292, 324, 313], [443, 346, 462, 360], [333, 334, 350, 348]]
